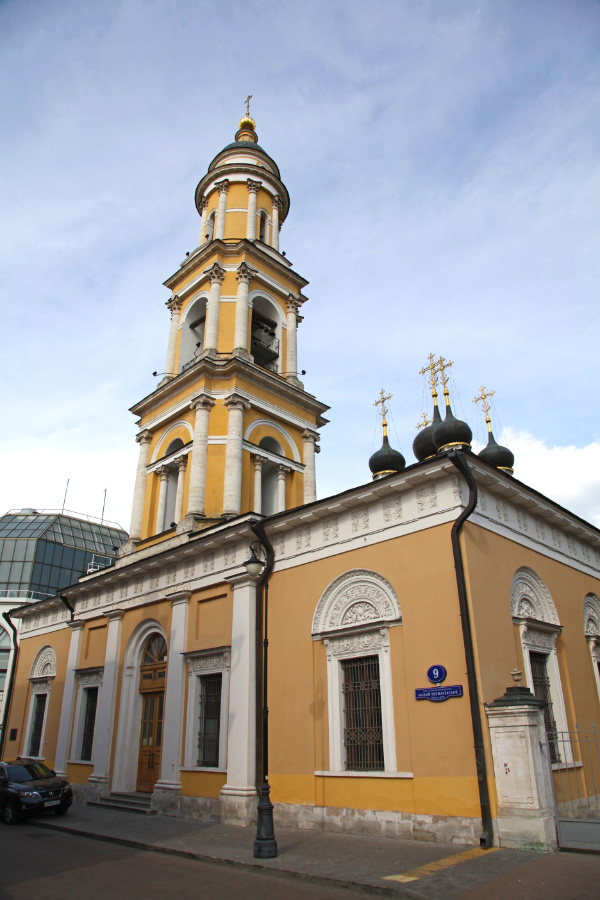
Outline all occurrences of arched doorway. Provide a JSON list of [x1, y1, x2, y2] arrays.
[[136, 634, 167, 792]]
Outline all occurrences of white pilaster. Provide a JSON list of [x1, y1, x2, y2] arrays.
[[220, 572, 259, 823], [252, 455, 263, 514], [161, 297, 182, 385], [155, 592, 191, 793], [173, 456, 187, 524], [233, 262, 252, 354], [302, 430, 319, 504], [88, 610, 123, 796], [285, 296, 300, 383], [215, 180, 229, 240], [222, 394, 250, 516], [186, 395, 216, 518], [198, 198, 208, 245], [271, 195, 281, 251], [53, 622, 84, 776], [203, 262, 225, 353], [155, 466, 170, 534], [246, 179, 261, 240], [128, 431, 152, 542], [277, 465, 289, 513]]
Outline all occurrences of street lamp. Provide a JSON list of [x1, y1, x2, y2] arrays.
[[243, 528, 277, 859]]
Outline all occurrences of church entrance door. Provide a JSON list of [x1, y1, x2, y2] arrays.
[[135, 634, 168, 793]]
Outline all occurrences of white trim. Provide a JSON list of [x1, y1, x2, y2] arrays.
[[71, 669, 103, 764], [520, 625, 572, 765], [314, 770, 413, 778], [583, 594, 600, 703], [150, 421, 194, 464], [248, 289, 285, 325], [179, 291, 210, 326], [24, 687, 51, 760], [183, 648, 231, 770], [243, 418, 301, 463]]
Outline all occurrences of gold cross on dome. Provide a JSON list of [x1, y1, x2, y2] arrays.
[[245, 94, 253, 116], [473, 385, 495, 430], [374, 389, 392, 421], [437, 356, 454, 392], [416, 412, 432, 431], [419, 353, 440, 394]]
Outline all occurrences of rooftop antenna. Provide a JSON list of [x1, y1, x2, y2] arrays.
[[62, 478, 70, 513], [101, 488, 107, 524]]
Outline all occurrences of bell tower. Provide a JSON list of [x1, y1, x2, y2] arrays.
[[122, 111, 329, 553]]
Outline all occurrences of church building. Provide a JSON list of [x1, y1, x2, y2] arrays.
[[4, 112, 600, 853]]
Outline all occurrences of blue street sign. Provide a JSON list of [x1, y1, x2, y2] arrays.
[[415, 685, 464, 702], [427, 665, 447, 684]]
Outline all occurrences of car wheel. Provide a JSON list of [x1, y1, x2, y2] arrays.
[[3, 801, 19, 825], [54, 807, 68, 816]]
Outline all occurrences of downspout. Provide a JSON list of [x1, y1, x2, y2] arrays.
[[0, 609, 20, 759], [249, 519, 274, 788], [59, 594, 75, 621], [447, 449, 494, 849]]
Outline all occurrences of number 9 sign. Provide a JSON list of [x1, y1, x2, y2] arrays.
[[427, 665, 447, 684]]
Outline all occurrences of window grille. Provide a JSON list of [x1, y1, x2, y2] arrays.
[[197, 673, 222, 767], [341, 655, 384, 771], [80, 687, 99, 761], [28, 693, 47, 757], [530, 651, 560, 763]]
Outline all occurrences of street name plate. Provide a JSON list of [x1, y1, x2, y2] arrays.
[[415, 685, 463, 702]]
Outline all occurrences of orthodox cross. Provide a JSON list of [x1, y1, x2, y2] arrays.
[[245, 94, 253, 116], [473, 385, 495, 431], [374, 389, 392, 434], [437, 356, 454, 402], [419, 353, 440, 396], [416, 412, 432, 431]]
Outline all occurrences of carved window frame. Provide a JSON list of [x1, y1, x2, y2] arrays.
[[69, 667, 104, 764], [583, 594, 600, 705], [182, 647, 231, 771], [312, 570, 402, 775], [23, 646, 57, 760]]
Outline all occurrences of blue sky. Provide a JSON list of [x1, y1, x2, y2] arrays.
[[1, 0, 599, 528]]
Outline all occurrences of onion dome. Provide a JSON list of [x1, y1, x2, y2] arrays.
[[413, 403, 442, 462], [369, 432, 406, 479], [433, 402, 473, 452], [478, 430, 514, 475], [235, 115, 258, 143]]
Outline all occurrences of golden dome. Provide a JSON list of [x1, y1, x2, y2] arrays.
[[238, 115, 256, 132]]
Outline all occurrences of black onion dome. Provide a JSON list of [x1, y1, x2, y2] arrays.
[[413, 405, 442, 462], [369, 434, 406, 479], [432, 403, 473, 452], [479, 430, 514, 474]]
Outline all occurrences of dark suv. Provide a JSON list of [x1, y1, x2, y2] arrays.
[[0, 760, 73, 824]]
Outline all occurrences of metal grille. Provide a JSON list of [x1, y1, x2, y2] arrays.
[[80, 687, 98, 761], [341, 656, 384, 771], [28, 693, 47, 757], [530, 651, 560, 763], [197, 674, 222, 767], [545, 729, 600, 850]]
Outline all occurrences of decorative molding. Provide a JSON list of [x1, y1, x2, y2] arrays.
[[185, 648, 231, 675], [351, 510, 369, 533], [296, 527, 311, 551], [583, 594, 600, 637], [224, 545, 237, 566], [184, 560, 195, 579], [510, 567, 560, 625], [382, 498, 402, 523], [323, 628, 389, 659], [30, 646, 57, 679], [202, 552, 215, 574], [312, 569, 402, 636], [417, 485, 438, 511], [149, 571, 160, 589], [521, 627, 556, 650], [323, 517, 339, 542], [76, 667, 104, 687]]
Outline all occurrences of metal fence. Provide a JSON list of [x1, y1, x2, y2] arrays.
[[547, 728, 600, 851]]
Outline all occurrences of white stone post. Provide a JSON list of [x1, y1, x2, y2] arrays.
[[154, 592, 191, 813], [252, 455, 263, 514], [246, 179, 261, 240], [215, 180, 229, 240], [203, 262, 225, 354], [485, 684, 557, 851], [271, 195, 281, 251], [185, 396, 216, 519], [277, 465, 289, 513], [233, 262, 252, 356], [220, 572, 259, 824], [285, 296, 300, 383], [53, 621, 85, 776], [161, 297, 182, 386], [198, 198, 208, 245], [302, 430, 319, 504], [173, 456, 187, 524], [222, 394, 250, 517], [128, 431, 152, 542], [88, 610, 123, 798], [155, 466, 170, 534]]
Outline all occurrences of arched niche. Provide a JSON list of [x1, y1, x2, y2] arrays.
[[312, 569, 402, 636], [178, 294, 208, 372], [583, 594, 600, 637], [510, 567, 560, 625], [244, 418, 299, 462], [250, 292, 283, 373], [258, 436, 284, 516], [30, 645, 57, 679], [151, 421, 193, 463]]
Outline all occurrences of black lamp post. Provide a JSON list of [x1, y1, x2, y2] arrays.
[[244, 524, 277, 859]]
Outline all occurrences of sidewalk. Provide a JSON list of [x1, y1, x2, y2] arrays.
[[31, 803, 600, 899]]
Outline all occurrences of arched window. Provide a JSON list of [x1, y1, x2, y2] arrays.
[[258, 436, 284, 516], [0, 628, 10, 691], [583, 594, 600, 703], [25, 646, 57, 758], [140, 635, 167, 691], [205, 210, 215, 243], [258, 210, 269, 243], [251, 296, 280, 373], [165, 438, 184, 457], [179, 297, 207, 372]]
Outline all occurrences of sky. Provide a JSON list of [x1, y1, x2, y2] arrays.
[[1, 0, 599, 530]]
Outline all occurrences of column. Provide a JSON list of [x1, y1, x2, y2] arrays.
[[155, 466, 170, 534], [128, 431, 152, 542], [222, 394, 250, 516], [271, 195, 281, 251], [173, 456, 187, 523], [88, 610, 123, 798], [198, 198, 208, 245], [220, 572, 259, 824], [54, 622, 85, 776], [233, 262, 252, 355], [302, 430, 319, 503], [154, 592, 191, 809], [252, 455, 263, 514], [203, 262, 225, 353], [246, 179, 261, 240], [277, 465, 289, 513], [285, 296, 300, 382], [160, 296, 182, 385], [185, 395, 216, 518], [215, 180, 229, 240]]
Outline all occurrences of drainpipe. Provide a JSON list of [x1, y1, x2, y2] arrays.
[[0, 609, 19, 759], [447, 449, 494, 849], [59, 594, 75, 621]]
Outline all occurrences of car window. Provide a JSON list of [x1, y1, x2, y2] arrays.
[[7, 763, 53, 781]]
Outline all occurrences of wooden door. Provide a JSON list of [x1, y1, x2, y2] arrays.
[[136, 691, 164, 792]]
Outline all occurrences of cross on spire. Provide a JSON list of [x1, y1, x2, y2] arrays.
[[473, 385, 495, 431], [245, 94, 253, 117], [419, 353, 440, 396], [374, 389, 392, 436], [437, 356, 454, 403], [416, 412, 432, 431]]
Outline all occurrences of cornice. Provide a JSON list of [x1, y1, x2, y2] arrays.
[[195, 163, 290, 221]]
